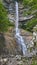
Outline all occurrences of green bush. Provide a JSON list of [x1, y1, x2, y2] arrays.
[[0, 2, 10, 32], [21, 0, 37, 32], [21, 18, 37, 32]]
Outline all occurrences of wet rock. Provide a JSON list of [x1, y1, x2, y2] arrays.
[[15, 55, 22, 61]]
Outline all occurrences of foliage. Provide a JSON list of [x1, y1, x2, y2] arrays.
[[9, 22, 14, 27], [25, 18, 37, 32], [0, 2, 10, 32], [31, 56, 37, 65], [21, 0, 37, 32]]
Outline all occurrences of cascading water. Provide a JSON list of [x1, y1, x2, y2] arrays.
[[15, 1, 27, 56]]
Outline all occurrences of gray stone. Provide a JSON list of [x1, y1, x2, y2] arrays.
[[17, 61, 23, 65], [15, 55, 21, 61]]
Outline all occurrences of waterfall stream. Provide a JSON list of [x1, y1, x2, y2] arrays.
[[15, 1, 27, 56]]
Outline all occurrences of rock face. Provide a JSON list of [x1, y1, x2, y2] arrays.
[[3, 28, 34, 55], [0, 27, 36, 56], [3, 0, 34, 23], [0, 27, 37, 57], [2, 27, 23, 55], [0, 33, 6, 55]]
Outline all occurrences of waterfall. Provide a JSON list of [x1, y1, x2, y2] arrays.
[[15, 1, 27, 56]]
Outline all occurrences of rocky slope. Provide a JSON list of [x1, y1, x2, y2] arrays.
[[2, 27, 34, 55], [0, 27, 37, 56], [0, 27, 37, 65], [0, 54, 37, 65]]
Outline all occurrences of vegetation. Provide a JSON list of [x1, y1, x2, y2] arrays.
[[0, 2, 10, 32], [31, 56, 37, 65], [21, 18, 37, 32], [0, 1, 10, 54], [21, 0, 37, 32]]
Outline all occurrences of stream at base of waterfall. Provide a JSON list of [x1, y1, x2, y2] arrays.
[[15, 1, 27, 56]]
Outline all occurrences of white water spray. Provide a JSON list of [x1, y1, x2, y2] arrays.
[[15, 1, 27, 56]]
